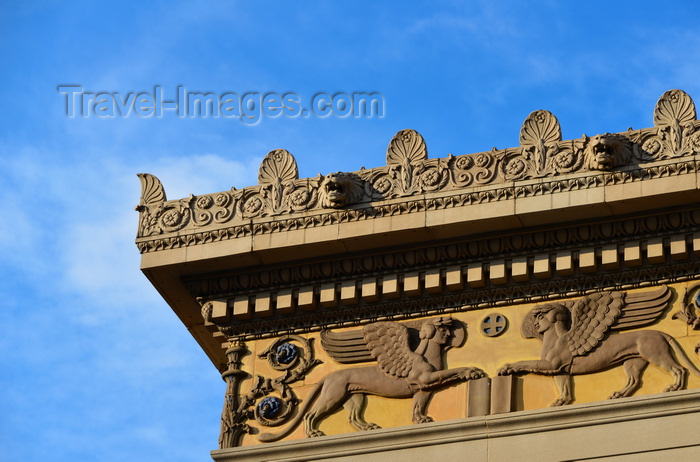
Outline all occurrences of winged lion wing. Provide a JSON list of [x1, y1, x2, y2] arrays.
[[363, 321, 421, 378], [612, 285, 671, 330], [564, 291, 624, 356], [320, 328, 374, 364], [564, 285, 671, 356]]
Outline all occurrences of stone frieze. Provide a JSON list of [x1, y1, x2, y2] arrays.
[[221, 284, 700, 447], [497, 286, 700, 405]]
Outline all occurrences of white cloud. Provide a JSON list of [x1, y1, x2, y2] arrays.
[[147, 152, 262, 199]]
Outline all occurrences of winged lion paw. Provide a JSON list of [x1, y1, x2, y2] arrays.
[[462, 367, 487, 380], [414, 416, 434, 424], [497, 364, 516, 375], [357, 423, 381, 431], [550, 397, 572, 406], [307, 429, 327, 438]]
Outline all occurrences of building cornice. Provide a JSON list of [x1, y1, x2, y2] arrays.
[[136, 90, 700, 255]]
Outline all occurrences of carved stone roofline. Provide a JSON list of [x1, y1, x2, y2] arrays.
[[136, 89, 700, 250]]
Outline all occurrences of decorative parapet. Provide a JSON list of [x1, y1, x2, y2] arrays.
[[135, 89, 700, 253]]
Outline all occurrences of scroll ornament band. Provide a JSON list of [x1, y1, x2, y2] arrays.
[[674, 282, 700, 329], [672, 282, 700, 353], [218, 335, 321, 448], [135, 90, 700, 241]]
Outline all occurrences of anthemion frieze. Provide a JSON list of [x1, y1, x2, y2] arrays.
[[136, 89, 700, 461]]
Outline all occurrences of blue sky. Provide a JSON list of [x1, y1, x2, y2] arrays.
[[2, 1, 700, 461]]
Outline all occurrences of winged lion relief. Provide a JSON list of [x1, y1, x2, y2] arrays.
[[498, 285, 700, 406], [258, 317, 485, 442]]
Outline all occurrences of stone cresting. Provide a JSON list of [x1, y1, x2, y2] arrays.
[[497, 286, 700, 405], [135, 89, 700, 249]]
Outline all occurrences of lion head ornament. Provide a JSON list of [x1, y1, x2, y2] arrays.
[[318, 172, 365, 208], [583, 133, 633, 171]]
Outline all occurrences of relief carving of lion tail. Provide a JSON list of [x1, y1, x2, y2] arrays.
[[665, 333, 700, 378], [257, 380, 323, 443]]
